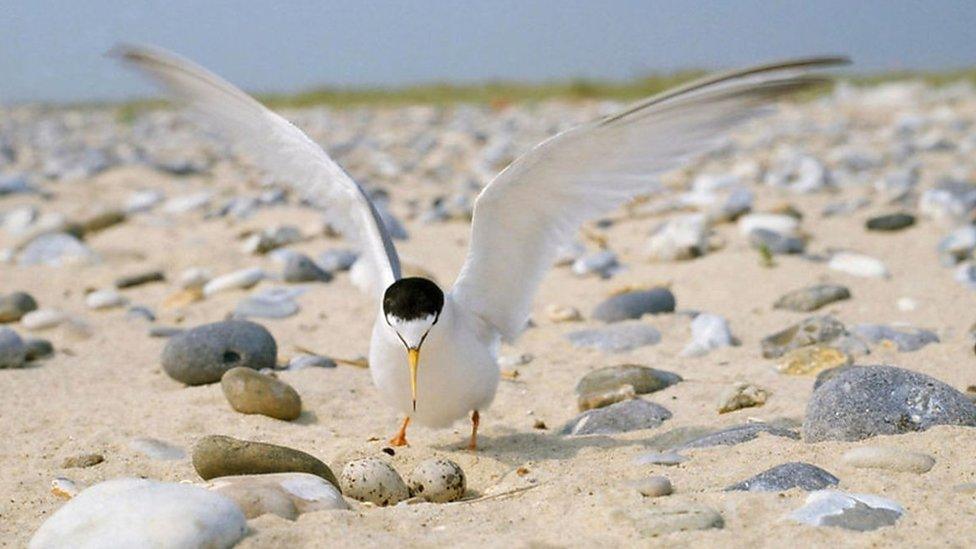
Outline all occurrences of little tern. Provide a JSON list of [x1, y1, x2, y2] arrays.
[[114, 45, 846, 449]]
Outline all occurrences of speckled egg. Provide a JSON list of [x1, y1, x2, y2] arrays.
[[339, 458, 409, 506], [406, 458, 466, 503]]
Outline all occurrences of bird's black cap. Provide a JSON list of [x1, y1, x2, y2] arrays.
[[383, 277, 444, 321]]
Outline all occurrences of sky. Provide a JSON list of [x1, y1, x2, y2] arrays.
[[2, 0, 974, 104]]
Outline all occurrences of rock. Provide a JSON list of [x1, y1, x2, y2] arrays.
[[956, 262, 976, 290], [193, 435, 337, 487], [241, 226, 302, 254], [497, 353, 533, 368], [128, 437, 186, 461], [575, 365, 681, 411], [828, 252, 889, 278], [850, 324, 939, 352], [773, 285, 851, 312], [725, 462, 839, 492], [85, 289, 128, 310], [406, 458, 467, 503], [717, 383, 769, 413], [565, 322, 661, 353], [233, 287, 302, 319], [645, 214, 710, 261], [866, 213, 915, 231], [780, 345, 852, 377], [633, 451, 688, 466], [561, 398, 672, 436], [571, 250, 620, 278], [339, 458, 409, 506], [115, 270, 165, 289], [761, 315, 847, 359], [0, 291, 38, 322], [29, 478, 246, 548], [287, 354, 337, 370], [633, 475, 673, 497], [61, 453, 104, 468], [24, 338, 54, 361], [125, 305, 156, 322], [545, 304, 582, 322], [202, 267, 265, 297], [161, 320, 277, 385], [919, 180, 976, 225], [804, 365, 976, 442], [163, 191, 212, 214], [79, 209, 126, 235], [681, 313, 735, 357], [18, 233, 95, 266], [0, 327, 27, 368], [938, 225, 976, 265], [738, 213, 800, 237], [51, 477, 80, 500], [841, 446, 935, 473], [591, 288, 675, 322], [207, 472, 348, 520], [316, 249, 358, 272], [124, 189, 164, 213], [749, 228, 805, 254], [283, 253, 332, 283], [676, 423, 800, 450], [221, 367, 302, 421], [788, 490, 903, 531], [148, 326, 184, 338], [615, 503, 723, 537], [179, 267, 212, 290]]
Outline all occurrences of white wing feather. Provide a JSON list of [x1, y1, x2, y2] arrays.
[[112, 44, 401, 299], [452, 57, 848, 341]]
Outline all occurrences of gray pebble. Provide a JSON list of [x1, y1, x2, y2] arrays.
[[615, 504, 723, 537], [566, 322, 661, 353], [850, 324, 939, 352], [288, 354, 337, 370], [841, 446, 935, 473], [0, 327, 27, 368], [591, 288, 675, 323], [561, 398, 672, 436], [129, 437, 186, 461], [676, 423, 800, 450], [866, 213, 915, 231], [316, 249, 358, 272], [24, 338, 54, 361], [221, 367, 302, 421], [571, 250, 620, 278], [149, 326, 184, 338], [773, 284, 851, 312], [125, 306, 156, 322], [233, 287, 304, 320], [161, 320, 277, 385], [633, 476, 673, 497], [789, 490, 903, 531], [725, 462, 839, 492], [761, 315, 847, 359], [575, 364, 681, 411], [633, 451, 688, 466], [0, 291, 38, 322], [749, 228, 805, 254], [115, 270, 165, 289], [283, 253, 332, 283], [192, 435, 337, 487]]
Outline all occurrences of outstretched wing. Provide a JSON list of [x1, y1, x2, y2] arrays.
[[452, 57, 848, 341], [112, 44, 401, 298]]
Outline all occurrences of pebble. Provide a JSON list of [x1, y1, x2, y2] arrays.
[[591, 288, 675, 322], [128, 437, 186, 461], [841, 446, 935, 473], [163, 191, 212, 214], [161, 320, 277, 385], [51, 477, 80, 500], [288, 354, 337, 370], [788, 490, 903, 531], [676, 423, 800, 450], [633, 451, 688, 466], [85, 289, 128, 310], [717, 383, 769, 413], [24, 338, 54, 361], [241, 226, 302, 254], [545, 304, 582, 322], [29, 478, 246, 548], [339, 458, 410, 506], [778, 345, 852, 376], [633, 475, 673, 497], [406, 458, 467, 503], [738, 213, 800, 237], [748, 228, 806, 255], [565, 322, 661, 353], [645, 214, 710, 261], [179, 267, 212, 290], [761, 315, 847, 359], [828, 252, 890, 278], [221, 367, 302, 421], [233, 287, 302, 319], [316, 249, 358, 272], [773, 284, 851, 312], [207, 472, 348, 520], [283, 253, 333, 283], [571, 250, 620, 278], [866, 213, 915, 231], [804, 365, 976, 442], [0, 291, 38, 322], [79, 209, 126, 235], [125, 305, 156, 322], [681, 313, 735, 357], [148, 326, 184, 338], [561, 398, 672, 436], [0, 327, 27, 368], [114, 270, 165, 289], [575, 364, 681, 411], [18, 233, 95, 266], [124, 189, 164, 213], [61, 453, 104, 468], [850, 323, 939, 352], [192, 435, 338, 487], [202, 267, 265, 297], [725, 462, 839, 492], [938, 225, 976, 265], [614, 503, 723, 537]]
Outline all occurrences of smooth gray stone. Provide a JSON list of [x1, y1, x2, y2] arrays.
[[283, 253, 332, 283], [0, 327, 27, 368], [24, 338, 54, 361], [761, 315, 847, 359], [866, 213, 915, 231], [789, 490, 903, 531], [0, 174, 34, 196], [576, 365, 681, 400], [149, 326, 184, 338], [804, 365, 976, 442], [129, 437, 187, 461], [161, 320, 277, 385], [0, 291, 38, 322], [125, 306, 156, 322], [591, 289, 675, 323], [725, 462, 839, 492], [938, 225, 976, 265], [571, 250, 620, 278], [115, 270, 165, 289], [233, 288, 304, 320], [773, 285, 851, 312], [749, 228, 805, 254], [617, 504, 724, 536], [561, 399, 672, 436], [566, 322, 661, 353], [676, 423, 800, 450], [18, 233, 95, 266], [288, 355, 337, 370], [633, 451, 688, 466], [316, 249, 358, 272], [850, 324, 939, 352]]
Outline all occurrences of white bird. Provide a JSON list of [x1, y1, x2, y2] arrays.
[[114, 45, 846, 449]]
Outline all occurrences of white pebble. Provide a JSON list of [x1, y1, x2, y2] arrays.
[[179, 267, 212, 290], [828, 252, 889, 278], [842, 446, 935, 473], [203, 268, 265, 297], [21, 309, 68, 331], [85, 289, 128, 310], [681, 313, 735, 357], [737, 213, 800, 238]]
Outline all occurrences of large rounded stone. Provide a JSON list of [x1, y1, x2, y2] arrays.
[[561, 398, 672, 436], [591, 288, 675, 323], [725, 462, 839, 492], [221, 367, 302, 421], [575, 365, 681, 411], [803, 365, 976, 442], [161, 320, 277, 385], [192, 435, 337, 488], [207, 472, 348, 520]]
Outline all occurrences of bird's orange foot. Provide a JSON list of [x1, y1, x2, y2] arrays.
[[389, 416, 410, 447], [468, 410, 480, 452]]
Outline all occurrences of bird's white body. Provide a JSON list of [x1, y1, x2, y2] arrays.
[[369, 294, 500, 427]]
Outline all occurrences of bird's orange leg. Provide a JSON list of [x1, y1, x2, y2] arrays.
[[468, 410, 480, 451], [389, 416, 410, 446]]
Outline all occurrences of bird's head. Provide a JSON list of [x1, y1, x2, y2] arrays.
[[382, 277, 444, 411]]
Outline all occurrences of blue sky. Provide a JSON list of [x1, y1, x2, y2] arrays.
[[2, 0, 974, 103]]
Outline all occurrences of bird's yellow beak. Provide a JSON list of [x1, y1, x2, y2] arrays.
[[407, 348, 420, 411]]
